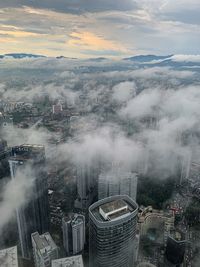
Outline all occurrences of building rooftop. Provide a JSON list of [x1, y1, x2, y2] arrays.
[[10, 144, 45, 162], [90, 196, 137, 223], [0, 246, 18, 267], [71, 214, 84, 226], [31, 232, 58, 256], [12, 144, 44, 151], [99, 199, 130, 221], [170, 229, 186, 242], [138, 206, 174, 223], [52, 255, 84, 267], [137, 263, 156, 267], [63, 214, 85, 227], [191, 162, 200, 167], [100, 199, 127, 214]]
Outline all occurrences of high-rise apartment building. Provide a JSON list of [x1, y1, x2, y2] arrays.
[[75, 162, 99, 210], [31, 232, 59, 267], [9, 144, 49, 259], [89, 195, 138, 267], [98, 169, 138, 201], [62, 214, 85, 255]]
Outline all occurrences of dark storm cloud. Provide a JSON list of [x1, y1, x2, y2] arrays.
[[0, 0, 137, 14]]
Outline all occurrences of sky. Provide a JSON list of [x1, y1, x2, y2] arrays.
[[0, 0, 200, 58]]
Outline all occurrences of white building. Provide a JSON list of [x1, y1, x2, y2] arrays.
[[98, 168, 138, 201], [0, 246, 18, 267], [51, 255, 84, 267], [52, 103, 63, 114], [62, 214, 85, 255], [31, 232, 59, 267]]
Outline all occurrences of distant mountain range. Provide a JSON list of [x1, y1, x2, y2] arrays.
[[0, 53, 173, 62], [88, 57, 107, 62], [123, 54, 200, 69], [56, 56, 77, 59], [0, 54, 200, 69], [123, 54, 173, 62], [0, 53, 46, 59]]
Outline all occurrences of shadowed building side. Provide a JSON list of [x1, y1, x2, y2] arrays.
[[9, 144, 49, 259]]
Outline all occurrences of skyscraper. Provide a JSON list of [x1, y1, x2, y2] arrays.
[[89, 195, 138, 267], [31, 232, 59, 267], [9, 144, 49, 259], [0, 139, 10, 179], [62, 214, 85, 256], [75, 162, 100, 210], [0, 140, 16, 249], [98, 169, 138, 201]]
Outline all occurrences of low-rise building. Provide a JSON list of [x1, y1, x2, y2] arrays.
[[51, 255, 84, 267], [165, 229, 186, 265], [138, 206, 174, 244], [0, 246, 18, 267]]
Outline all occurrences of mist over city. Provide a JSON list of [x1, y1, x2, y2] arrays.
[[0, 1, 200, 267]]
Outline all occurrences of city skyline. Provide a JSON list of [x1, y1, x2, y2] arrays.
[[0, 2, 200, 265]]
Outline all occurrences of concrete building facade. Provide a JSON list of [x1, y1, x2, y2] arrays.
[[52, 255, 84, 267], [98, 169, 138, 201], [165, 229, 186, 265], [0, 246, 18, 267], [89, 195, 138, 267], [31, 232, 59, 267], [62, 214, 85, 255]]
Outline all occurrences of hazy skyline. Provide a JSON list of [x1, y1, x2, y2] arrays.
[[0, 0, 200, 58]]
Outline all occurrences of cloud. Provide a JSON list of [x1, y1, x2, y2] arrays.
[[0, 167, 34, 231], [112, 81, 136, 103], [161, 86, 200, 118], [1, 58, 200, 180], [0, 0, 137, 14], [1, 1, 200, 57], [68, 31, 127, 53], [57, 126, 144, 171], [2, 126, 52, 148], [171, 54, 200, 63], [0, 29, 45, 38], [0, 81, 79, 104], [120, 88, 163, 119], [1, 54, 200, 255]]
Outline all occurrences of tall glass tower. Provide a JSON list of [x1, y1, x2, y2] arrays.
[[89, 195, 138, 267], [9, 144, 49, 259]]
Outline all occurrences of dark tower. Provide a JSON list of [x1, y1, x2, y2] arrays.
[[9, 144, 49, 259], [165, 229, 186, 266]]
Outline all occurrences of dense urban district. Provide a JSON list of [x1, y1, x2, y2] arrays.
[[0, 55, 200, 267]]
